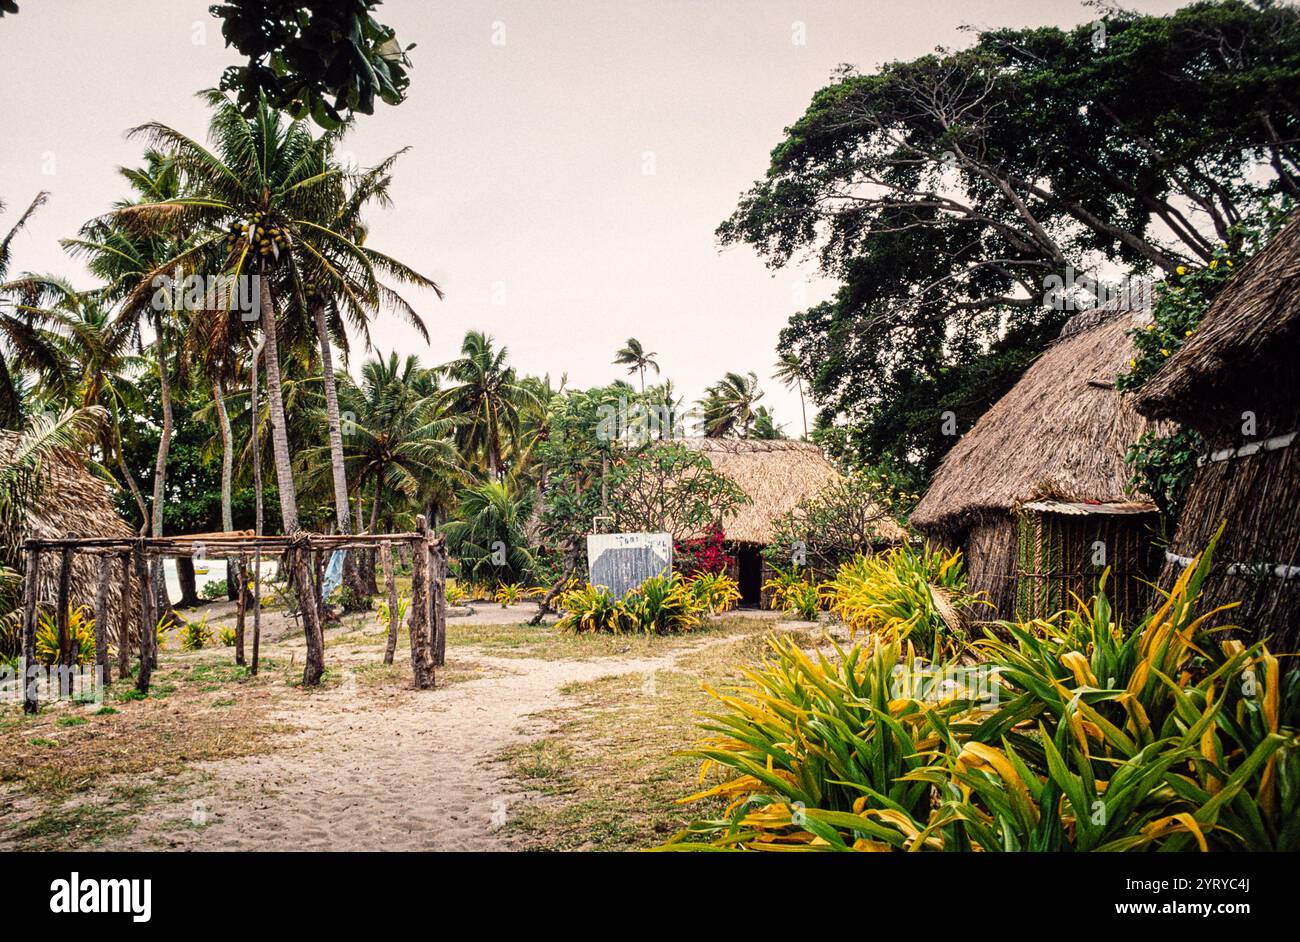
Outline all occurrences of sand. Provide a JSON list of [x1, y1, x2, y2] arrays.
[[97, 606, 772, 852]]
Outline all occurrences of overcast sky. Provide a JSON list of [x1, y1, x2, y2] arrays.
[[0, 0, 1185, 431]]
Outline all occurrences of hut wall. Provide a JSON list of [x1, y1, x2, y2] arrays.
[[963, 519, 1018, 620], [1014, 511, 1160, 623], [1161, 437, 1300, 652]]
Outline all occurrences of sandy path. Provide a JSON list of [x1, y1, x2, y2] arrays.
[[107, 635, 736, 852]]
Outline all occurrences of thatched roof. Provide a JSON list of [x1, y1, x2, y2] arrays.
[[911, 307, 1159, 536], [0, 432, 140, 621], [1136, 212, 1300, 428], [678, 437, 907, 545]]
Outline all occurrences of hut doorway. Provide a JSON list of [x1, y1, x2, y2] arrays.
[[736, 546, 763, 607]]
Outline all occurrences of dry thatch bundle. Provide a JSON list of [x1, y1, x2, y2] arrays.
[[1135, 213, 1300, 650], [678, 437, 906, 545], [1136, 213, 1300, 438], [0, 431, 140, 629], [912, 309, 1159, 535], [911, 306, 1162, 618]]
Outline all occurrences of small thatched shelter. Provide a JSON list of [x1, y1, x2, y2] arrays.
[[911, 304, 1163, 621], [1, 432, 140, 632], [680, 438, 906, 605], [1135, 213, 1300, 650]]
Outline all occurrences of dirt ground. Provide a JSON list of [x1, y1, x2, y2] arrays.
[[0, 598, 807, 852]]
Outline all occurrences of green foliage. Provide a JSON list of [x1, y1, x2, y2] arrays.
[[686, 572, 741, 615], [444, 480, 535, 586], [34, 606, 96, 666], [557, 572, 714, 635], [1124, 428, 1204, 518], [606, 443, 750, 542], [180, 615, 214, 651], [663, 536, 1300, 851], [217, 626, 236, 647], [764, 467, 912, 573], [211, 0, 414, 129], [201, 578, 229, 600], [820, 546, 983, 659]]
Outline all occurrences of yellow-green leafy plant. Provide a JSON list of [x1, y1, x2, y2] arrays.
[[623, 572, 702, 634], [687, 571, 741, 615], [181, 615, 214, 651], [217, 626, 236, 647], [34, 605, 96, 665], [495, 582, 539, 607], [446, 580, 468, 605], [821, 546, 983, 658], [762, 564, 812, 612], [556, 584, 629, 633], [661, 534, 1300, 852], [769, 578, 823, 621], [375, 594, 410, 628]]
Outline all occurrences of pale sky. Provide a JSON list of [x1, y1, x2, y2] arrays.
[[0, 0, 1185, 431]]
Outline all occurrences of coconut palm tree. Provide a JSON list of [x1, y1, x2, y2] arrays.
[[336, 352, 461, 540], [438, 331, 538, 480], [613, 337, 659, 393], [698, 371, 765, 438], [101, 92, 437, 538], [0, 193, 74, 429], [42, 288, 150, 525], [773, 351, 809, 440], [443, 479, 535, 586]]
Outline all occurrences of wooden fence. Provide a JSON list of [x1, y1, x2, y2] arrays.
[[17, 514, 447, 714]]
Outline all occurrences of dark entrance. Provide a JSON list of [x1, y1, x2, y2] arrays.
[[736, 545, 763, 607]]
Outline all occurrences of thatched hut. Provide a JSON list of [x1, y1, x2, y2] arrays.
[[1135, 213, 1300, 650], [910, 305, 1163, 621], [680, 438, 906, 605], [1, 432, 140, 631]]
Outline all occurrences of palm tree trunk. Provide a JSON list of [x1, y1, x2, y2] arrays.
[[257, 274, 299, 533], [311, 300, 364, 601], [250, 340, 264, 675], [213, 380, 237, 600], [797, 379, 808, 440], [150, 314, 174, 625]]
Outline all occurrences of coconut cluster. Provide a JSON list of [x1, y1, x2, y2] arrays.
[[225, 211, 289, 258]]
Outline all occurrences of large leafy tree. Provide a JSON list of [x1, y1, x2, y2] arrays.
[[209, 0, 414, 129], [721, 0, 1300, 483]]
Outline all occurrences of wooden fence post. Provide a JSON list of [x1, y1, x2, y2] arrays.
[[55, 541, 74, 695], [431, 536, 447, 668], [291, 536, 325, 686], [408, 517, 434, 688], [93, 553, 112, 686], [116, 553, 131, 681], [251, 547, 261, 676], [234, 555, 247, 667], [133, 542, 153, 695], [381, 541, 401, 665], [21, 546, 40, 714]]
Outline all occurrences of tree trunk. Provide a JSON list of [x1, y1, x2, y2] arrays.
[[364, 483, 382, 595], [150, 314, 174, 621], [234, 556, 246, 667], [176, 554, 201, 608], [213, 380, 237, 601], [133, 543, 154, 696], [257, 274, 299, 534], [312, 300, 364, 601], [93, 554, 112, 686], [250, 341, 264, 676], [116, 553, 131, 680], [21, 548, 40, 713], [107, 401, 147, 530], [381, 542, 400, 665]]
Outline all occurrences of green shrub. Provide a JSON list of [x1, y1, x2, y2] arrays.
[[200, 579, 229, 600], [661, 534, 1300, 852], [180, 616, 214, 651]]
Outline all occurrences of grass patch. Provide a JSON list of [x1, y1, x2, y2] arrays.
[[499, 621, 817, 851], [55, 716, 87, 728], [448, 617, 750, 661]]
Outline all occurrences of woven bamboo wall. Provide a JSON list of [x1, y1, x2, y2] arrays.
[[1015, 510, 1160, 622], [1161, 439, 1300, 652], [964, 519, 1019, 620]]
